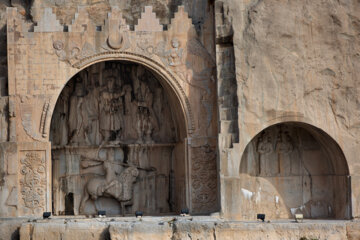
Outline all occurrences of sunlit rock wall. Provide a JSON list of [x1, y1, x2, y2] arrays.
[[216, 0, 360, 219]]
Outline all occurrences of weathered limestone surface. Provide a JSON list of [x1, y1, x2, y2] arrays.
[[109, 220, 173, 240], [20, 220, 109, 240], [0, 218, 27, 240], [1, 217, 360, 240], [216, 0, 360, 219], [1, 0, 360, 237], [0, 0, 218, 219]]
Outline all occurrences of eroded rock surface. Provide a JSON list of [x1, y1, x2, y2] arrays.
[[231, 0, 360, 149], [218, 0, 360, 219], [3, 217, 360, 240]]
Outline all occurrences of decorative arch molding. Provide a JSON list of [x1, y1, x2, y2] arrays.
[[46, 51, 196, 139], [5, 5, 220, 216], [239, 114, 347, 164], [8, 5, 215, 144]]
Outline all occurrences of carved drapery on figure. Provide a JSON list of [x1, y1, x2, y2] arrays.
[[51, 62, 179, 215], [80, 147, 139, 215], [51, 62, 176, 146]]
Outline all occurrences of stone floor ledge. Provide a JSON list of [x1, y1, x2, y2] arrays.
[[2, 217, 360, 240]]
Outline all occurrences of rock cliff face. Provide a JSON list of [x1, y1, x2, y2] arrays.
[[1, 0, 360, 225], [233, 0, 360, 141], [216, 0, 360, 219]]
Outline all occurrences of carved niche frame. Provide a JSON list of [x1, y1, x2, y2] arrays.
[[7, 5, 219, 216]]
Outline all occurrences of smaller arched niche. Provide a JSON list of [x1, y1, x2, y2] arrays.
[[239, 122, 351, 219], [50, 61, 187, 216]]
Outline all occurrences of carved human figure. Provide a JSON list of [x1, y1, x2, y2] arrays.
[[80, 147, 139, 215], [99, 75, 124, 141], [168, 38, 183, 67], [83, 83, 101, 145], [136, 108, 154, 144], [257, 135, 273, 176], [68, 81, 87, 145], [123, 84, 138, 140], [275, 131, 293, 175], [276, 131, 293, 154], [135, 80, 157, 143]]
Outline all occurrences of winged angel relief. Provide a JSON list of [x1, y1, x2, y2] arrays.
[[154, 38, 215, 86]]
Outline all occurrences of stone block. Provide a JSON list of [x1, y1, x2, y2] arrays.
[[172, 220, 216, 240], [109, 220, 172, 240]]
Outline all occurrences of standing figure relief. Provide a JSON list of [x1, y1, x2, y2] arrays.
[[257, 133, 273, 176], [68, 79, 87, 145], [55, 63, 176, 146], [99, 70, 125, 141], [51, 62, 179, 217]]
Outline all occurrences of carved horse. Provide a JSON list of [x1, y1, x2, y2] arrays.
[[79, 166, 139, 215]]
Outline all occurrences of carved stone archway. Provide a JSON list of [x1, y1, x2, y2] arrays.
[[50, 60, 191, 215], [6, 5, 219, 217], [47, 52, 195, 139], [239, 121, 351, 220]]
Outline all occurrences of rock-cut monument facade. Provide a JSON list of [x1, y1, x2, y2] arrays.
[[0, 0, 360, 239]]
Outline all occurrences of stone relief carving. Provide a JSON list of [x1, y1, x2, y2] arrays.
[[104, 8, 130, 51], [45, 6, 210, 136], [20, 96, 51, 142], [191, 144, 217, 213], [51, 62, 175, 146], [255, 128, 295, 177], [275, 131, 294, 154], [99, 69, 125, 141], [51, 62, 183, 216], [155, 38, 184, 67], [6, 4, 219, 218], [80, 147, 139, 215], [68, 79, 88, 145], [257, 132, 273, 176], [275, 130, 294, 175], [19, 151, 46, 214], [53, 39, 81, 66], [154, 36, 216, 135], [136, 38, 156, 57], [39, 100, 50, 138]]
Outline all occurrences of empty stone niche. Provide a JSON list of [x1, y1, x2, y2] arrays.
[[50, 61, 187, 216], [239, 122, 351, 220]]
